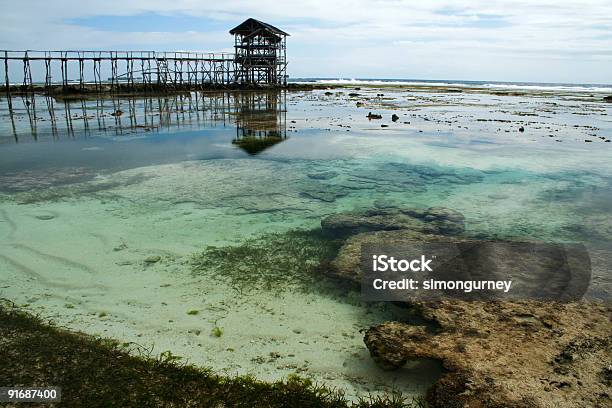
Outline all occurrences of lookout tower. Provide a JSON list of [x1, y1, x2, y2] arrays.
[[230, 18, 289, 86]]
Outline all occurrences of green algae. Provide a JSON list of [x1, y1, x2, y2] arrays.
[[211, 325, 224, 337], [1, 173, 152, 205], [191, 229, 341, 292]]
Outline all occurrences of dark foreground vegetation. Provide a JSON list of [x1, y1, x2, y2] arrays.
[[0, 302, 424, 408]]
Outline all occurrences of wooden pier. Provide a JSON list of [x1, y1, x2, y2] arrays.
[[1, 18, 290, 97], [1, 50, 239, 93]]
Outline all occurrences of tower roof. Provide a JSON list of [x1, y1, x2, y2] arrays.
[[229, 18, 289, 37]]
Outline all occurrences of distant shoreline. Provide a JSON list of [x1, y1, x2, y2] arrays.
[[2, 81, 610, 102], [291, 78, 612, 93]]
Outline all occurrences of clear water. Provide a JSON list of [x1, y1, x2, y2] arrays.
[[0, 88, 611, 399]]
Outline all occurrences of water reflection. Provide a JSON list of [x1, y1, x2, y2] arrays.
[[0, 91, 287, 155], [232, 92, 287, 155]]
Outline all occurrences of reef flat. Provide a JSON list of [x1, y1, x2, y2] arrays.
[[0, 84, 611, 403]]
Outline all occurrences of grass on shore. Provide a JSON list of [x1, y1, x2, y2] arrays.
[[0, 301, 424, 408]]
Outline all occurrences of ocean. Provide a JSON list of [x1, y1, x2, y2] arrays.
[[291, 77, 612, 93]]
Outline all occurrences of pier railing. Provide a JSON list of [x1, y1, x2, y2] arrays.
[[1, 50, 239, 92]]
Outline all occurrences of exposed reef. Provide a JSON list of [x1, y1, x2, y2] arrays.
[[365, 301, 610, 408], [320, 207, 612, 407]]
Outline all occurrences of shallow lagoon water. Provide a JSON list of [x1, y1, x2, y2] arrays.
[[0, 87, 611, 399]]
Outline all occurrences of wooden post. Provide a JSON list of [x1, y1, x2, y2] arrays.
[[60, 52, 68, 90], [23, 51, 34, 91], [60, 56, 65, 88], [140, 58, 146, 89], [111, 52, 117, 92], [4, 51, 11, 97], [45, 57, 51, 88], [79, 57, 85, 90], [93, 58, 101, 92]]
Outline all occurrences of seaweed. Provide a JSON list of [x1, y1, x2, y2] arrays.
[[0, 300, 425, 408], [191, 229, 342, 292], [211, 325, 224, 337]]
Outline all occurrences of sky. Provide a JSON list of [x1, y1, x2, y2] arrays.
[[1, 0, 611, 84]]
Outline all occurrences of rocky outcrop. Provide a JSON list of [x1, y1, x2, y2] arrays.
[[327, 228, 591, 301], [364, 300, 611, 408], [322, 207, 464, 284], [320, 206, 611, 407], [327, 229, 447, 284]]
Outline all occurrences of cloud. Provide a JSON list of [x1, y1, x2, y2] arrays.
[[0, 0, 610, 83]]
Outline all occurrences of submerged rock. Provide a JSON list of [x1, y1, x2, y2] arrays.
[[299, 181, 350, 203], [328, 229, 442, 284], [0, 167, 96, 194], [307, 171, 338, 180], [318, 206, 607, 407], [300, 189, 348, 203], [328, 229, 591, 301], [321, 207, 465, 239], [34, 214, 56, 220], [300, 191, 343, 202], [321, 207, 464, 285], [144, 255, 161, 264], [373, 199, 400, 209], [364, 301, 611, 408]]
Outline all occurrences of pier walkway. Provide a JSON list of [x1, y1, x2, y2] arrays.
[[2, 50, 237, 92]]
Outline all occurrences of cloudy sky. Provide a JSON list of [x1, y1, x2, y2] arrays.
[[1, 0, 611, 84]]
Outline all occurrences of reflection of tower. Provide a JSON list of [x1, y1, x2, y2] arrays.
[[232, 91, 287, 155]]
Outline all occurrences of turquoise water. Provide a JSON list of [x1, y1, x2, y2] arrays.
[[0, 88, 611, 398]]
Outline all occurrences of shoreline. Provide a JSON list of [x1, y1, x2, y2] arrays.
[[0, 301, 425, 408]]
